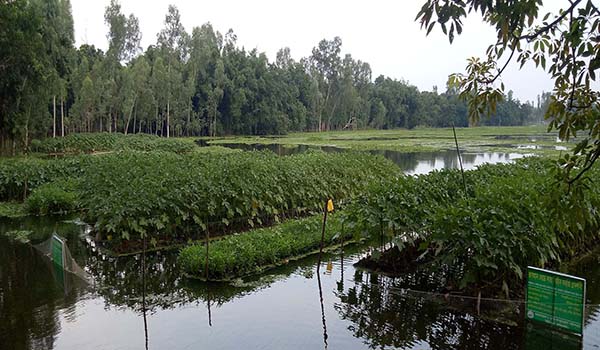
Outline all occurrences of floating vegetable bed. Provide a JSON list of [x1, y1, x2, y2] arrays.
[[178, 213, 352, 280]]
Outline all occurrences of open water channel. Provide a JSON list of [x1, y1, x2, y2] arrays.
[[203, 142, 530, 175], [1, 147, 599, 350]]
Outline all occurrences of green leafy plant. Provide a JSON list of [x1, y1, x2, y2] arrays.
[[178, 214, 349, 280], [77, 150, 399, 242], [25, 182, 78, 215], [30, 133, 195, 154], [345, 158, 600, 296], [0, 202, 27, 218]]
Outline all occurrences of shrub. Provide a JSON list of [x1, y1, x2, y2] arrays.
[[26, 182, 77, 215], [30, 133, 195, 154], [0, 156, 91, 201]]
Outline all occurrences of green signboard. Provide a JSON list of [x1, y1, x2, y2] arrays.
[[526, 266, 586, 335], [51, 235, 65, 269]]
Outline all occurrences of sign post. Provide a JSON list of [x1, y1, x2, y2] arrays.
[[526, 266, 586, 336], [52, 234, 66, 270]]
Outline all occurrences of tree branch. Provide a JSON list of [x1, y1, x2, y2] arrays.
[[477, 45, 516, 84], [569, 9, 577, 109], [568, 145, 600, 184], [518, 0, 583, 41]]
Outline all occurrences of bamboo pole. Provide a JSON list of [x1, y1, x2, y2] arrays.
[[317, 200, 328, 273], [452, 123, 468, 195]]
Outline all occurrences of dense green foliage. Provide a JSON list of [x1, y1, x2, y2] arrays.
[[25, 182, 77, 215], [30, 132, 194, 154], [0, 156, 90, 201], [0, 202, 27, 219], [0, 149, 398, 241], [0, 0, 73, 150], [1, 0, 547, 153], [345, 158, 600, 296], [77, 151, 398, 240], [178, 214, 349, 280]]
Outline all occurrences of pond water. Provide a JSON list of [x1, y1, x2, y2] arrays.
[[204, 142, 530, 175], [1, 216, 600, 350]]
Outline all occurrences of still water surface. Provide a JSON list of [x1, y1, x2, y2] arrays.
[[2, 218, 600, 349], [208, 143, 528, 175], [1, 150, 599, 350]]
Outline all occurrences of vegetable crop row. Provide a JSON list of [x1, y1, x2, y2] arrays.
[[344, 157, 600, 296], [77, 150, 399, 240]]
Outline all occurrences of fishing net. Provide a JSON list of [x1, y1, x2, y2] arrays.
[[33, 234, 93, 285]]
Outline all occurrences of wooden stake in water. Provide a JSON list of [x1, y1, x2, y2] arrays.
[[340, 222, 344, 271], [452, 123, 468, 195], [317, 199, 334, 272], [205, 225, 210, 281], [317, 271, 328, 350], [142, 235, 149, 350], [317, 200, 328, 273]]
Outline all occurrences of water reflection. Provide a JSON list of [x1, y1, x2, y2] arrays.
[[369, 150, 527, 175], [335, 267, 529, 349], [205, 142, 529, 175], [1, 217, 600, 349]]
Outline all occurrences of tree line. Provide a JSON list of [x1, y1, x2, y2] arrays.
[[1, 0, 550, 149]]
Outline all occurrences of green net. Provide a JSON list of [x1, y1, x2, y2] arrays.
[[33, 233, 93, 285]]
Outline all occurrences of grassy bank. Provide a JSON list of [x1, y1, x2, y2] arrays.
[[178, 213, 351, 280]]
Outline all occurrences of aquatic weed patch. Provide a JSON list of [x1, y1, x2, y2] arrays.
[[0, 156, 93, 201]]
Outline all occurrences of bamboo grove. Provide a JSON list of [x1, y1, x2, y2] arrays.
[[0, 0, 550, 152]]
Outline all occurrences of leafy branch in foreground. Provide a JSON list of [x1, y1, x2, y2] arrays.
[[418, 0, 600, 186]]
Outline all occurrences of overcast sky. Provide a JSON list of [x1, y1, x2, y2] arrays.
[[71, 0, 558, 103]]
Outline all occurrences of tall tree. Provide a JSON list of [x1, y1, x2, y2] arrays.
[[104, 0, 140, 133], [157, 5, 188, 138], [308, 37, 342, 131]]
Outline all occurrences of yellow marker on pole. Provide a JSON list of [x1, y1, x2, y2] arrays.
[[318, 199, 334, 273], [327, 199, 334, 213]]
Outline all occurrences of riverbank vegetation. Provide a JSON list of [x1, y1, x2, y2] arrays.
[[30, 133, 195, 155], [344, 158, 600, 297], [1, 0, 550, 154]]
